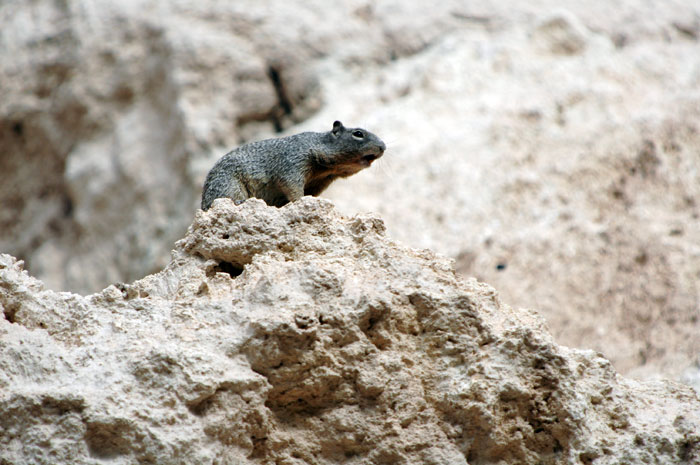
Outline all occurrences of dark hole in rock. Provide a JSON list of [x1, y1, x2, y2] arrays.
[[211, 260, 244, 278], [3, 303, 18, 323], [12, 121, 24, 136], [84, 421, 131, 459], [496, 262, 507, 271], [63, 195, 74, 217], [188, 395, 213, 416], [267, 64, 293, 133]]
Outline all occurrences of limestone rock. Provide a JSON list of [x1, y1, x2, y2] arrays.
[[1, 0, 699, 395], [0, 0, 465, 294], [1, 198, 698, 464], [316, 3, 700, 384]]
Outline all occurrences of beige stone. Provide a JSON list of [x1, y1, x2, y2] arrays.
[[1, 198, 698, 464], [1, 0, 699, 402]]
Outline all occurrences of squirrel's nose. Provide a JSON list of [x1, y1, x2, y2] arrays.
[[378, 141, 387, 153]]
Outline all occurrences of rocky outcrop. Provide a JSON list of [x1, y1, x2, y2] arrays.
[[2, 198, 698, 464], [0, 0, 462, 294], [1, 0, 698, 398], [319, 6, 700, 384]]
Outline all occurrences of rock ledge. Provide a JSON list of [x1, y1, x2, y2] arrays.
[[1, 198, 698, 464]]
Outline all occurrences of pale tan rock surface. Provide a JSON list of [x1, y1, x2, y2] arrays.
[[1, 0, 699, 394], [0, 0, 460, 294], [1, 198, 699, 464], [312, 5, 700, 384]]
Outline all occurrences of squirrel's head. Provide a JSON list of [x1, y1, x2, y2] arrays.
[[325, 120, 386, 175]]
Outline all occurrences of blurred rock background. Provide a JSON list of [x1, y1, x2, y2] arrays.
[[1, 1, 699, 386]]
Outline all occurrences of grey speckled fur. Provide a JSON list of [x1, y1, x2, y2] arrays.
[[201, 121, 386, 210]]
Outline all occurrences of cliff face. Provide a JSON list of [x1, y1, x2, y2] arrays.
[[0, 0, 457, 294], [1, 198, 698, 464], [1, 1, 699, 386]]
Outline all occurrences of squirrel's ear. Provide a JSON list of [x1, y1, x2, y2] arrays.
[[332, 120, 344, 135]]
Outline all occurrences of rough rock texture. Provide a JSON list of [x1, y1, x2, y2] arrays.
[[1, 198, 699, 464], [0, 0, 460, 294], [1, 1, 699, 390], [312, 5, 700, 385]]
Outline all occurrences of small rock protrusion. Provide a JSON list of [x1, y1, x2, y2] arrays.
[[531, 11, 589, 56]]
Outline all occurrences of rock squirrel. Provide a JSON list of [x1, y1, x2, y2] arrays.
[[201, 121, 386, 210]]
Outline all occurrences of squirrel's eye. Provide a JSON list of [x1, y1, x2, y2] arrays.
[[352, 131, 364, 138]]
